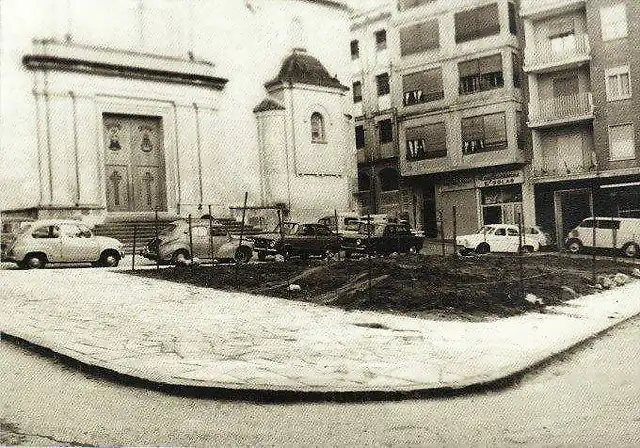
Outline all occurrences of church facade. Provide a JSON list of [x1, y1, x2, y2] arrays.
[[0, 0, 357, 226]]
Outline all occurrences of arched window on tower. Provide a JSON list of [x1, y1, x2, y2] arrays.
[[379, 167, 399, 191], [310, 112, 326, 143]]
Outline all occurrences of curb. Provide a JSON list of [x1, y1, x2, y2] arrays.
[[2, 307, 639, 402]]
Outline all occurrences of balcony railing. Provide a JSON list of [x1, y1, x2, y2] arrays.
[[526, 33, 590, 70], [529, 92, 593, 126]]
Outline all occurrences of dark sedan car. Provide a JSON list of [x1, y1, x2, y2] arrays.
[[340, 222, 423, 257], [252, 222, 340, 260]]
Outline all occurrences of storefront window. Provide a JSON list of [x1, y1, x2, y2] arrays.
[[481, 184, 522, 225]]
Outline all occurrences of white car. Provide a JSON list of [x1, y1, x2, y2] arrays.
[[456, 224, 542, 254], [3, 219, 124, 269]]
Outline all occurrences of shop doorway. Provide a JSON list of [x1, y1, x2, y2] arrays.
[[422, 199, 438, 238]]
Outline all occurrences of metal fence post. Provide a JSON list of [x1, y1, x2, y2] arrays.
[[518, 205, 525, 298], [154, 209, 159, 271], [334, 209, 340, 261], [590, 185, 596, 284], [131, 225, 137, 272], [611, 195, 618, 266], [208, 205, 214, 264], [438, 209, 445, 256], [188, 213, 194, 268], [452, 206, 457, 257]]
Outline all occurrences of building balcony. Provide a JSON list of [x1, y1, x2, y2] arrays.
[[357, 144, 398, 164], [524, 34, 590, 74], [521, 0, 585, 20], [528, 92, 594, 129]]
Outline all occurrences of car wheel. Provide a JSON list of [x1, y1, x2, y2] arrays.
[[257, 251, 267, 261], [475, 242, 490, 255], [408, 244, 419, 254], [520, 245, 534, 254], [98, 250, 121, 267], [234, 246, 252, 264], [566, 239, 582, 254], [22, 253, 46, 269], [621, 242, 639, 258], [172, 249, 191, 265]]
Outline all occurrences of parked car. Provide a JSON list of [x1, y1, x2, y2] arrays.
[[141, 219, 254, 264], [252, 222, 339, 260], [456, 224, 541, 254], [340, 222, 424, 257], [565, 217, 640, 258], [3, 219, 124, 269]]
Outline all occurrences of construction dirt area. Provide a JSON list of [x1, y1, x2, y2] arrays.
[[130, 254, 638, 321]]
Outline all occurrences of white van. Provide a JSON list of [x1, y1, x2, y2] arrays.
[[565, 217, 640, 257]]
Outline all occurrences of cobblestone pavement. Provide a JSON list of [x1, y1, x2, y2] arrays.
[[1, 267, 639, 393]]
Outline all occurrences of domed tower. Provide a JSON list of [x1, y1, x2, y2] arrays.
[[253, 48, 356, 222]]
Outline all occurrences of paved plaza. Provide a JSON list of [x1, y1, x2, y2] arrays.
[[1, 266, 639, 394]]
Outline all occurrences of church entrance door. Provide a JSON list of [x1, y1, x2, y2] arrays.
[[103, 114, 166, 212]]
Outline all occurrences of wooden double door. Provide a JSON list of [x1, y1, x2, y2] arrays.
[[103, 114, 166, 212]]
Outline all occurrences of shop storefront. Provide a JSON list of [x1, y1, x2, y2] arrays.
[[437, 169, 524, 239]]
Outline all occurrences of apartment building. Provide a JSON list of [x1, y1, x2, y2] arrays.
[[523, 0, 640, 246], [389, 0, 528, 238], [350, 5, 412, 220]]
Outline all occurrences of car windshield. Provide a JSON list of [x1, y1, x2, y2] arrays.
[[272, 223, 299, 235], [357, 223, 383, 235], [159, 223, 179, 236], [478, 226, 495, 235], [344, 218, 360, 231]]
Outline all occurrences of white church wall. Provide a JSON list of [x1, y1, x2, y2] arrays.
[[1, 0, 353, 221]]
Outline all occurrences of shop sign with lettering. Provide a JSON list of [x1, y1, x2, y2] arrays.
[[476, 170, 524, 188]]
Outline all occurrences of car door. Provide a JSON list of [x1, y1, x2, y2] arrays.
[[505, 227, 521, 252], [30, 225, 62, 262], [313, 224, 335, 253], [58, 223, 101, 262], [381, 225, 397, 253], [488, 227, 507, 252], [190, 225, 210, 259]]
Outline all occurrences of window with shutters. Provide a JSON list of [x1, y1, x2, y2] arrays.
[[459, 54, 504, 95], [353, 81, 363, 103], [375, 29, 387, 51], [350, 40, 359, 59], [406, 122, 447, 161], [402, 67, 444, 106], [355, 125, 365, 149], [376, 73, 390, 96], [600, 4, 627, 41], [462, 113, 507, 155], [455, 3, 500, 43], [400, 20, 439, 56], [378, 119, 393, 144], [605, 66, 631, 101], [608, 124, 635, 161], [397, 0, 435, 11]]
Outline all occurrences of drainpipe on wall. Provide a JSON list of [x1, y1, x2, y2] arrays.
[[286, 86, 295, 211], [172, 103, 182, 215], [44, 71, 54, 205]]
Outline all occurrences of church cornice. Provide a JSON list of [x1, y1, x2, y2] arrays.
[[23, 41, 228, 90]]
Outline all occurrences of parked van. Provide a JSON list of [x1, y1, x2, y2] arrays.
[[317, 212, 361, 236], [565, 217, 640, 258]]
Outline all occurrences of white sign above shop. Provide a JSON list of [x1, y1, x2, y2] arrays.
[[441, 170, 524, 192]]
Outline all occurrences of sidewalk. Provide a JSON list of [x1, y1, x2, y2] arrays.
[[1, 267, 639, 394]]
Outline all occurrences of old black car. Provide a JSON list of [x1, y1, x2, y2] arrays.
[[252, 222, 340, 261], [340, 222, 423, 257]]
